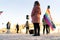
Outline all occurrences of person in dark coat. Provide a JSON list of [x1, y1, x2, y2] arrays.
[[6, 22, 11, 33], [16, 24, 19, 33], [7, 22, 11, 29]]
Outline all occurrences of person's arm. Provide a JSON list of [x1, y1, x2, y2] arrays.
[[31, 7, 35, 17], [48, 9, 52, 20], [39, 7, 41, 15]]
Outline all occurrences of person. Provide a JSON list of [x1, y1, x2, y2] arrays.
[[25, 21, 29, 34], [42, 15, 50, 34], [16, 24, 19, 33], [42, 5, 52, 34], [6, 22, 11, 33], [31, 1, 41, 36], [24, 15, 29, 34]]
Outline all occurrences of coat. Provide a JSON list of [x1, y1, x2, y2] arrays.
[[7, 22, 11, 29], [31, 5, 41, 23], [16, 24, 19, 30]]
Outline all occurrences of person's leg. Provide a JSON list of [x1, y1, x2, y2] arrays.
[[46, 24, 49, 34], [46, 25, 48, 34], [33, 23, 37, 36], [26, 28, 28, 34], [17, 29, 18, 33], [27, 29, 29, 34], [27, 28, 29, 34], [43, 25, 45, 34], [26, 27, 29, 34], [7, 29, 8, 33], [17, 30, 18, 33], [17, 28, 19, 33], [37, 23, 40, 36], [48, 25, 50, 33]]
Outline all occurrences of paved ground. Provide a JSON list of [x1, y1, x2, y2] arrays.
[[0, 33, 60, 40]]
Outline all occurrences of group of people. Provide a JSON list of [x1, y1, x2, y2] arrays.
[[31, 1, 52, 36], [6, 1, 53, 36], [6, 22, 19, 33]]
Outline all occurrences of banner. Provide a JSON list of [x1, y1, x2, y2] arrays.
[[0, 11, 3, 15], [44, 9, 56, 30]]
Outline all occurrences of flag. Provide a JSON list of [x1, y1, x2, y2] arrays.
[[44, 9, 56, 30], [0, 11, 3, 15], [51, 21, 56, 28]]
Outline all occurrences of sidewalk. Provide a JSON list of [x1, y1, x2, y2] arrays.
[[0, 33, 60, 40]]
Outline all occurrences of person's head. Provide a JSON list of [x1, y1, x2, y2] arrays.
[[26, 15, 29, 20], [8, 22, 9, 23], [34, 1, 40, 6], [47, 5, 50, 9]]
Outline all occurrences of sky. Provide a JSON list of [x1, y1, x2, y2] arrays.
[[0, 0, 60, 28]]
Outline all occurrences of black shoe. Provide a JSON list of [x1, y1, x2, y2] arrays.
[[37, 34, 40, 36], [33, 34, 37, 36]]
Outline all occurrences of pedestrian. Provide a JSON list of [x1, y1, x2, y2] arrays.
[[16, 24, 19, 33], [6, 22, 11, 33], [42, 5, 52, 34], [42, 15, 50, 34], [31, 1, 41, 36], [25, 21, 29, 34]]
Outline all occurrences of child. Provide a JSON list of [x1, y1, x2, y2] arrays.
[[24, 15, 29, 34], [25, 21, 29, 34]]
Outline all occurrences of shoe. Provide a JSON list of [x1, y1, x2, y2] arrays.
[[37, 34, 40, 36], [33, 34, 37, 36]]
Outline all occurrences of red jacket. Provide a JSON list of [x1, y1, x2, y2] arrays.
[[31, 5, 41, 23]]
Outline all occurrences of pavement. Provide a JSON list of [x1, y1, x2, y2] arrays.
[[0, 33, 60, 40]]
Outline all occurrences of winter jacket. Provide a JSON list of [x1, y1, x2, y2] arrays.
[[31, 6, 41, 23]]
